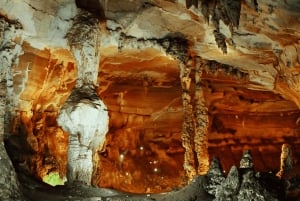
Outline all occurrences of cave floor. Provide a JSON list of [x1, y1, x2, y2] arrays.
[[18, 171, 210, 201]]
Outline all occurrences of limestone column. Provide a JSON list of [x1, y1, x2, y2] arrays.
[[194, 57, 209, 174], [179, 61, 197, 180], [57, 10, 109, 185]]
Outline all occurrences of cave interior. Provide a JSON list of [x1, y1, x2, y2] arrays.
[[0, 0, 300, 200]]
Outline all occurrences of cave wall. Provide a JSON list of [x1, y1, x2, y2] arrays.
[[0, 0, 300, 194]]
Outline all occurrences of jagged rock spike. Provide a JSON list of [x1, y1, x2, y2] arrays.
[[205, 157, 225, 196], [239, 150, 254, 169], [207, 158, 224, 177], [214, 165, 240, 201], [238, 170, 279, 201]]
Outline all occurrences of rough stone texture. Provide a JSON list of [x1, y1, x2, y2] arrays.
[[57, 84, 109, 184], [0, 80, 20, 201], [239, 150, 254, 169], [206, 153, 282, 201], [214, 165, 240, 201], [66, 9, 101, 87], [56, 7, 109, 185], [277, 143, 294, 178], [0, 16, 24, 201], [237, 170, 278, 201], [0, 0, 300, 195], [205, 157, 225, 196]]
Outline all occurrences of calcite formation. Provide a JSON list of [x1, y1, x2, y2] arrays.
[[0, 0, 299, 196], [57, 84, 109, 184], [57, 8, 109, 184]]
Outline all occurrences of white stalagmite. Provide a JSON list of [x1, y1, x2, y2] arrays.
[[57, 85, 109, 184]]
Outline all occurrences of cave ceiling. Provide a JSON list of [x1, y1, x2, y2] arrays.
[[1, 0, 300, 193]]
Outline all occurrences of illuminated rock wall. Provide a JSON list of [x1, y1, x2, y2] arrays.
[[0, 0, 300, 195]]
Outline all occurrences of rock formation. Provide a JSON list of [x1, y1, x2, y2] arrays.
[[205, 151, 283, 201], [0, 0, 300, 198], [57, 84, 109, 184], [0, 16, 24, 201], [57, 7, 109, 185]]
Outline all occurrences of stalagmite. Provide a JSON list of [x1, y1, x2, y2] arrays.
[[205, 157, 225, 196], [179, 61, 196, 180], [194, 57, 209, 174], [214, 165, 240, 200], [57, 9, 109, 185], [239, 150, 254, 169], [276, 143, 293, 179]]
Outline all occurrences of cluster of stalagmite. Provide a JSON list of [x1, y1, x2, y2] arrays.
[[206, 150, 282, 201]]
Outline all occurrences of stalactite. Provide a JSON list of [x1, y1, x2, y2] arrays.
[[201, 0, 210, 23], [194, 57, 209, 174], [66, 10, 101, 87], [198, 0, 244, 53], [0, 17, 23, 137], [185, 0, 198, 9], [179, 62, 197, 181], [213, 29, 227, 54], [220, 0, 241, 28]]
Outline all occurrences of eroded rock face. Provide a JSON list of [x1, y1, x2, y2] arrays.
[[0, 0, 300, 195], [0, 16, 24, 201]]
